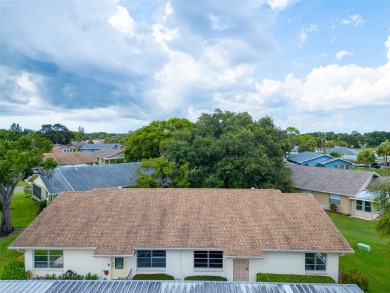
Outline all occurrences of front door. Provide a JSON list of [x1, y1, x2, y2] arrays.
[[111, 257, 127, 279], [233, 259, 249, 281]]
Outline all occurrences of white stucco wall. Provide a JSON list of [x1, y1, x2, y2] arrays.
[[24, 249, 341, 281], [31, 176, 48, 201]]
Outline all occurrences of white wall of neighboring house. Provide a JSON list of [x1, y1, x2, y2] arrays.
[[23, 249, 341, 281], [31, 176, 48, 201]]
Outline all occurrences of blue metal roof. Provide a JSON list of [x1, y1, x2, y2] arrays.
[[318, 158, 352, 165], [39, 162, 141, 194], [287, 152, 331, 164], [81, 144, 123, 150], [0, 280, 363, 293]]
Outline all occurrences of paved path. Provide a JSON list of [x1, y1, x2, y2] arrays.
[[14, 186, 25, 192]]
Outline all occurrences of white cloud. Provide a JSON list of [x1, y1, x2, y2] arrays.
[[108, 5, 135, 37], [341, 14, 366, 27], [267, 0, 299, 11], [335, 50, 353, 60], [299, 24, 318, 48]]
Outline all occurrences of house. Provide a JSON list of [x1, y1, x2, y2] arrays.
[[81, 143, 123, 153], [43, 152, 98, 166], [92, 149, 125, 164], [29, 162, 141, 202], [287, 164, 387, 219], [52, 144, 78, 153], [287, 151, 352, 170], [0, 280, 364, 293], [9, 188, 353, 282], [324, 147, 359, 161]]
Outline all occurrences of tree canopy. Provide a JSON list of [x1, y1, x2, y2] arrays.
[[38, 123, 74, 145], [370, 181, 390, 241], [357, 150, 376, 168], [0, 131, 56, 235]]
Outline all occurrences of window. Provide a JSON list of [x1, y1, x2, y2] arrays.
[[115, 257, 124, 269], [329, 194, 341, 206], [333, 165, 350, 170], [356, 200, 372, 212], [32, 184, 41, 199], [137, 250, 166, 268], [305, 253, 326, 271], [34, 250, 63, 268], [194, 251, 223, 269]]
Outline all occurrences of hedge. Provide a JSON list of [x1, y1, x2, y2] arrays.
[[184, 275, 227, 281], [340, 270, 369, 292], [132, 273, 174, 280], [257, 273, 336, 283], [0, 260, 27, 280]]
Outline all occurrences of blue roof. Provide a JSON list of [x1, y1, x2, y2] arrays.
[[0, 280, 364, 293], [287, 151, 331, 164], [39, 163, 141, 194], [81, 144, 123, 150], [318, 158, 352, 165], [325, 147, 358, 155]]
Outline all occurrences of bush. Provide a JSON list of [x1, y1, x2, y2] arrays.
[[340, 270, 369, 292], [85, 272, 99, 280], [36, 200, 47, 214], [184, 275, 227, 281], [0, 260, 27, 280], [330, 203, 338, 213], [33, 271, 97, 280], [256, 273, 336, 283], [132, 273, 174, 280]]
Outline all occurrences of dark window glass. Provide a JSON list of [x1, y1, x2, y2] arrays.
[[115, 257, 124, 269], [194, 251, 223, 269], [34, 250, 63, 268], [305, 253, 326, 271], [137, 250, 166, 268]]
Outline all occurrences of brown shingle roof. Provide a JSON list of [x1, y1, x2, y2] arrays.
[[10, 188, 352, 256], [287, 164, 377, 196], [43, 152, 98, 165]]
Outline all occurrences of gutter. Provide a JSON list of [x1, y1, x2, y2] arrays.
[[262, 249, 354, 254], [57, 168, 74, 191]]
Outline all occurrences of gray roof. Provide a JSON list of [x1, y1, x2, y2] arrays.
[[39, 163, 141, 194], [352, 190, 377, 201], [287, 164, 377, 196], [287, 152, 331, 164], [325, 147, 359, 156], [81, 144, 123, 150], [318, 158, 352, 165], [0, 280, 363, 293]]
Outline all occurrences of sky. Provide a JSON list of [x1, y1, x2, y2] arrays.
[[1, 0, 390, 134]]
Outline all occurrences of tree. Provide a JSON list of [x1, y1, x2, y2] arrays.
[[377, 140, 390, 169], [134, 157, 189, 188], [0, 134, 56, 236], [162, 110, 293, 191], [125, 118, 192, 161], [357, 150, 376, 168], [330, 152, 341, 158], [39, 124, 74, 144], [297, 135, 316, 153], [370, 181, 390, 241], [9, 123, 23, 134]]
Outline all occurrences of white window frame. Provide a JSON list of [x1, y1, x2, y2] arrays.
[[194, 251, 223, 269], [137, 250, 166, 268], [329, 194, 341, 206], [34, 250, 63, 269], [356, 200, 372, 213]]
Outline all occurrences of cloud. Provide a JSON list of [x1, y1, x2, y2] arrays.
[[267, 0, 299, 11], [335, 50, 353, 60], [299, 24, 318, 48], [108, 5, 135, 37], [341, 14, 366, 27]]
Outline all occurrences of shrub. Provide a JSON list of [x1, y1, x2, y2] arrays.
[[330, 203, 338, 213], [132, 273, 174, 280], [34, 273, 57, 280], [0, 260, 27, 280], [85, 272, 99, 280], [184, 275, 227, 281], [36, 200, 47, 214], [256, 273, 335, 283], [340, 270, 369, 292]]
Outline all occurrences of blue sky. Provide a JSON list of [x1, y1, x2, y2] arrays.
[[1, 0, 389, 133]]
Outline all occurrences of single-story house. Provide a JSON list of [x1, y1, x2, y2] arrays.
[[0, 280, 364, 293], [43, 152, 98, 166], [29, 162, 141, 202], [52, 144, 78, 153], [287, 164, 387, 219], [9, 188, 353, 282], [287, 151, 352, 170], [81, 143, 123, 153], [92, 149, 125, 164], [324, 147, 359, 161]]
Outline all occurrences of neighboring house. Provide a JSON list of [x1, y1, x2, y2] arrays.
[[29, 162, 141, 202], [9, 188, 353, 281], [43, 152, 98, 166], [81, 143, 123, 153], [287, 151, 352, 170], [0, 280, 364, 293], [287, 164, 387, 220], [52, 144, 78, 153], [324, 147, 360, 161], [92, 149, 125, 164], [71, 141, 86, 151]]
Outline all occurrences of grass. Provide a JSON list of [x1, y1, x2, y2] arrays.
[[0, 191, 38, 272], [328, 212, 390, 293], [16, 181, 28, 187], [352, 167, 387, 176]]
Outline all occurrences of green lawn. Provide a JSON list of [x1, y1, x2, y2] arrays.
[[16, 180, 28, 187], [328, 213, 390, 293], [0, 191, 38, 271], [352, 167, 387, 176]]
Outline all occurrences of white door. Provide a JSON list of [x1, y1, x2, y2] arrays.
[[233, 259, 249, 281], [111, 257, 127, 279]]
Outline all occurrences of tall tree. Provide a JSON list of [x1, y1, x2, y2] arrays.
[[0, 134, 56, 235], [125, 118, 192, 161], [39, 124, 74, 145], [377, 140, 390, 169], [370, 181, 390, 241], [357, 150, 376, 168], [297, 135, 316, 153]]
